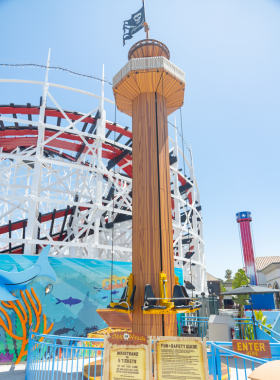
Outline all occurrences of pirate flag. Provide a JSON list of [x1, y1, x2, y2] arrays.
[[123, 5, 145, 46]]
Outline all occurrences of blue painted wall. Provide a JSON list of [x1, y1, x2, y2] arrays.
[[0, 255, 183, 362], [244, 293, 275, 310], [245, 310, 280, 327]]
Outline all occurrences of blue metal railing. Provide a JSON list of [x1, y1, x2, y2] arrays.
[[208, 341, 269, 380], [180, 316, 209, 338], [256, 321, 280, 341], [180, 316, 256, 340], [208, 341, 280, 379], [234, 318, 255, 340], [25, 332, 104, 380], [25, 331, 280, 380]]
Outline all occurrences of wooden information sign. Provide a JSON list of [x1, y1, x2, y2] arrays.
[[103, 331, 152, 380], [154, 336, 208, 380], [232, 340, 271, 359]]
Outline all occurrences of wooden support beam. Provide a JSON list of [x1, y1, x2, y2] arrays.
[[132, 92, 176, 337], [113, 39, 185, 337]]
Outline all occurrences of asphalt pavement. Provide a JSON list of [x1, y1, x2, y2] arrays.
[[0, 363, 26, 380]]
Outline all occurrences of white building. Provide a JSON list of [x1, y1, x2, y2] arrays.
[[259, 262, 280, 309], [255, 256, 280, 289]]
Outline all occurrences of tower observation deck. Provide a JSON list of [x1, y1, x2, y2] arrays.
[[113, 39, 187, 336]]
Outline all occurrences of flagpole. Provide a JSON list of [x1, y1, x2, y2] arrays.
[[142, 0, 150, 39]]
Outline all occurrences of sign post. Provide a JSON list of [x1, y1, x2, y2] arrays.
[[104, 334, 208, 380], [232, 340, 271, 359], [103, 331, 152, 380], [154, 336, 208, 380]]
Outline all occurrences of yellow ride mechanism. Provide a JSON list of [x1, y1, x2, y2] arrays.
[[142, 272, 202, 315], [106, 273, 136, 314], [159, 272, 174, 309]]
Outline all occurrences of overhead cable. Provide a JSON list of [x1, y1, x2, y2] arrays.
[[0, 63, 112, 85]]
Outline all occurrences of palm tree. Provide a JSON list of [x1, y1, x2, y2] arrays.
[[225, 269, 233, 282], [232, 269, 251, 317], [231, 269, 251, 338]]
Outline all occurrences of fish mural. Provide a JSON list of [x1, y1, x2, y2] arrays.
[[55, 297, 82, 307], [53, 327, 75, 335], [111, 290, 119, 295], [0, 245, 56, 301]]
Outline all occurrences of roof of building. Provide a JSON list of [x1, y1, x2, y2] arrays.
[[255, 256, 280, 271], [221, 282, 233, 290], [206, 273, 220, 282], [260, 262, 280, 275], [206, 257, 280, 283]]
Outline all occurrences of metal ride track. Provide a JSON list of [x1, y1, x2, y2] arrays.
[[0, 74, 207, 295]]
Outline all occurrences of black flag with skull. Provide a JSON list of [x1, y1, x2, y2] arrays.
[[123, 5, 146, 46]]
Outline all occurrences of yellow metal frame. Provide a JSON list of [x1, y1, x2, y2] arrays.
[[143, 272, 201, 315], [142, 306, 201, 315], [99, 272, 201, 315], [159, 272, 174, 309], [107, 273, 134, 314]]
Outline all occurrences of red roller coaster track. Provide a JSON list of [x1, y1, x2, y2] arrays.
[[0, 104, 192, 255]]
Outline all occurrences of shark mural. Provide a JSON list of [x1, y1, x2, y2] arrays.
[[0, 245, 56, 301]]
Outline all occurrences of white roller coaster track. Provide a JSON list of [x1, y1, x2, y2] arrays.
[[0, 54, 207, 295]]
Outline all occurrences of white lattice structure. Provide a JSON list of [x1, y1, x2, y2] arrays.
[[0, 54, 207, 295]]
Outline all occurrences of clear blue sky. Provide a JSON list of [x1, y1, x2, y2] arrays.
[[0, 0, 280, 280]]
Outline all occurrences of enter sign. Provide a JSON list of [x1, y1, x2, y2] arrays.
[[232, 340, 271, 358]]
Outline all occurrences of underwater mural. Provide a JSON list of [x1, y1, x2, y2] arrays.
[[0, 255, 183, 363], [0, 287, 53, 364], [0, 246, 56, 301]]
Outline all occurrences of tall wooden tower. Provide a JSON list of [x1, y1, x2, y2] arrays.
[[113, 39, 185, 336]]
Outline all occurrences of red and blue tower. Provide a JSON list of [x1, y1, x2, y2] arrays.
[[236, 211, 258, 285]]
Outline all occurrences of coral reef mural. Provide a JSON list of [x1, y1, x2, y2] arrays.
[[0, 255, 183, 364], [0, 288, 53, 363]]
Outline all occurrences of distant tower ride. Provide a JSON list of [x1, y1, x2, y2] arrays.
[[113, 39, 185, 336], [236, 211, 258, 285]]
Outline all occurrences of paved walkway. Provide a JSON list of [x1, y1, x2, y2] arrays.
[[0, 363, 26, 380], [0, 361, 85, 380], [0, 358, 262, 380]]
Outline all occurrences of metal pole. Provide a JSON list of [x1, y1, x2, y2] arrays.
[[190, 258, 193, 298], [93, 64, 106, 259], [142, 0, 149, 39], [24, 49, 50, 255], [250, 294, 257, 339], [173, 116, 183, 268]]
